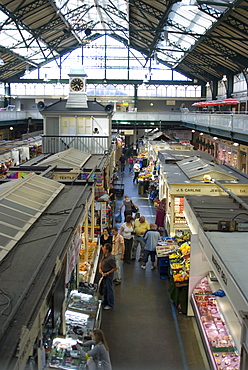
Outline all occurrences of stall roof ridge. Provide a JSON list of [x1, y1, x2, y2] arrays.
[[177, 156, 238, 181], [158, 150, 214, 163], [37, 148, 91, 169]]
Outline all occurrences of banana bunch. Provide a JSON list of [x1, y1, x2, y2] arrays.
[[171, 263, 183, 269]]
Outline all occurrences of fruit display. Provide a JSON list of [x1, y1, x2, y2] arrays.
[[138, 165, 153, 181], [192, 278, 240, 370], [169, 241, 190, 283], [48, 337, 87, 369]]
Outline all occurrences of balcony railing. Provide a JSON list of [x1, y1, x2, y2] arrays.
[[42, 135, 111, 154], [183, 113, 248, 135]]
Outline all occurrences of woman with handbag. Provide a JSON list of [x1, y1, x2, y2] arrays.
[[120, 194, 138, 221], [76, 329, 112, 370], [120, 215, 134, 264]]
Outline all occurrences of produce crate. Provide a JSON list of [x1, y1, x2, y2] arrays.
[[158, 257, 169, 267]]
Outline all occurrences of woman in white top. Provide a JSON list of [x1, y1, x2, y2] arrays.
[[120, 215, 134, 264]]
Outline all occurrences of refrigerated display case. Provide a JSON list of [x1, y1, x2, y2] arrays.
[[191, 277, 240, 370]]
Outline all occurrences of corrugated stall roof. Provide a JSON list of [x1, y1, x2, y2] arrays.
[[0, 173, 64, 261], [38, 148, 91, 169], [177, 156, 238, 181]]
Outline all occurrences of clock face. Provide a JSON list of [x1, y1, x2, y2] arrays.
[[70, 78, 84, 92]]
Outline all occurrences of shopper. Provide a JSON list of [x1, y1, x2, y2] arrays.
[[111, 226, 125, 285], [100, 228, 112, 250], [120, 194, 138, 221], [128, 156, 135, 173], [108, 183, 116, 205], [132, 216, 150, 261], [141, 223, 160, 270], [155, 198, 166, 231], [133, 160, 141, 184], [119, 153, 126, 174], [120, 215, 134, 264], [76, 329, 112, 370], [99, 243, 117, 310]]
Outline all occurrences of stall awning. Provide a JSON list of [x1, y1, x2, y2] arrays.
[[192, 99, 240, 107]]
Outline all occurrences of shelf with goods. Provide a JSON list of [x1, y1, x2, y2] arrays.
[[191, 277, 240, 370], [47, 280, 102, 370], [156, 238, 178, 279], [157, 234, 191, 314], [165, 195, 190, 236], [47, 337, 87, 369], [79, 233, 99, 284]]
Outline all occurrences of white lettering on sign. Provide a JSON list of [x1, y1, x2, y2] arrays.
[[212, 255, 227, 285], [176, 188, 201, 193]]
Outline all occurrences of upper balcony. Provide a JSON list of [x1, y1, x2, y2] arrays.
[[1, 109, 248, 146]]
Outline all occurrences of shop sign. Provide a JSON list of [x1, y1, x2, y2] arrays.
[[170, 185, 248, 196], [53, 172, 79, 180]]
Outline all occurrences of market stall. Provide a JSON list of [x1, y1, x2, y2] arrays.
[[183, 194, 248, 370], [156, 236, 191, 314], [158, 152, 248, 236]]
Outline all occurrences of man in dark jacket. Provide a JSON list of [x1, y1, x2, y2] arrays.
[[99, 243, 117, 310]]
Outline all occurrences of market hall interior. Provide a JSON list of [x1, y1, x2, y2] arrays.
[[100, 168, 209, 370]]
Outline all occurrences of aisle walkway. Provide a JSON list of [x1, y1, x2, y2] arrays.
[[101, 167, 209, 370]]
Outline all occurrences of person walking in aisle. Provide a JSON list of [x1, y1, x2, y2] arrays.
[[99, 243, 117, 310], [76, 329, 112, 370], [111, 227, 125, 285], [128, 155, 135, 173], [133, 160, 141, 184], [132, 216, 150, 261], [120, 215, 134, 264], [120, 194, 138, 221], [119, 153, 126, 174], [141, 222, 161, 270]]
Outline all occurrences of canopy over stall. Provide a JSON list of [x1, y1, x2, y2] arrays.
[[192, 99, 240, 107]]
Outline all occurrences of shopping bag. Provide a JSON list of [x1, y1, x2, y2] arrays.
[[115, 213, 122, 223], [86, 357, 97, 370], [212, 289, 226, 297], [131, 201, 139, 213]]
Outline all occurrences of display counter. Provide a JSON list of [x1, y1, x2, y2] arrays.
[[48, 337, 87, 369], [183, 195, 248, 369], [191, 277, 240, 370], [67, 290, 102, 330]]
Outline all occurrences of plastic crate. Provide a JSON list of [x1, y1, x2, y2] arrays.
[[159, 257, 170, 267]]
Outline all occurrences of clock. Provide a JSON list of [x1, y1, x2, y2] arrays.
[[70, 78, 84, 92]]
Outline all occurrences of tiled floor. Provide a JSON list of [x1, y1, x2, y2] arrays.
[[101, 167, 209, 370]]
